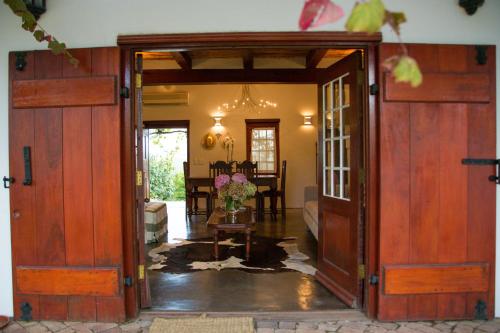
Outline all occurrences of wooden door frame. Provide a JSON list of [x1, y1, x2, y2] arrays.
[[117, 32, 381, 319]]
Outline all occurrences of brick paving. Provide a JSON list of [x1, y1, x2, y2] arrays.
[[2, 318, 500, 333]]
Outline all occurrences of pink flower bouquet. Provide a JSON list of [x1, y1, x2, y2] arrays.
[[215, 173, 257, 211]]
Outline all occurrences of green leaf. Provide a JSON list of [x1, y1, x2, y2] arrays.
[[33, 30, 45, 42], [385, 11, 406, 34], [392, 56, 423, 87], [4, 0, 28, 16], [21, 11, 37, 32], [48, 40, 67, 55], [345, 0, 386, 33], [68, 57, 80, 67]]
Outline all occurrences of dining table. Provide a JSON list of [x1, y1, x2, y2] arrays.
[[186, 174, 278, 220]]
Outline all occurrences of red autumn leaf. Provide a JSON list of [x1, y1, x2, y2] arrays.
[[299, 0, 344, 31]]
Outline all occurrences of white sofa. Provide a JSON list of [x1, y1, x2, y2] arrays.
[[303, 185, 318, 240]]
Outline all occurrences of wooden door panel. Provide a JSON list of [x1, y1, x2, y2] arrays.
[[8, 48, 125, 322], [378, 43, 496, 320]]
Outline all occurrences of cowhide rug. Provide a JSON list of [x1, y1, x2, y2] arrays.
[[148, 235, 317, 275]]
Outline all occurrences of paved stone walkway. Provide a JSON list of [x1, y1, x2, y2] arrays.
[[2, 318, 500, 333]]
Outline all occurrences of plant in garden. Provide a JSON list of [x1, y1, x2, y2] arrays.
[[149, 155, 176, 201], [4, 0, 79, 66], [299, 0, 422, 87]]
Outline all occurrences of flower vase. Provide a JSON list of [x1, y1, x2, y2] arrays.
[[225, 199, 239, 223]]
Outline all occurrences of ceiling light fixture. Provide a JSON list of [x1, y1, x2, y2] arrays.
[[217, 84, 277, 113]]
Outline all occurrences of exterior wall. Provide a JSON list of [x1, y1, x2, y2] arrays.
[[143, 84, 317, 209], [0, 0, 499, 317]]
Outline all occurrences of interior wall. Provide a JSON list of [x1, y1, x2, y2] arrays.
[[143, 84, 317, 208], [1, 0, 500, 317]]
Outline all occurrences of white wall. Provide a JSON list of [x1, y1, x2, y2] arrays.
[[143, 84, 318, 208], [1, 0, 499, 317]]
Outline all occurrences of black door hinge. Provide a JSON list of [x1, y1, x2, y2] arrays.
[[369, 84, 379, 95], [20, 302, 32, 321], [120, 87, 130, 99], [462, 158, 500, 183], [15, 52, 27, 71], [124, 276, 133, 287], [369, 274, 379, 285], [474, 299, 488, 320], [3, 176, 14, 189], [475, 45, 488, 65]]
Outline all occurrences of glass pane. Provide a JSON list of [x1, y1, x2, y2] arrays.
[[333, 170, 341, 197], [343, 138, 350, 168], [267, 130, 275, 139], [259, 152, 266, 163], [343, 83, 350, 106], [343, 170, 350, 199], [252, 140, 259, 150], [324, 169, 331, 196], [334, 139, 340, 167], [252, 152, 258, 161], [333, 110, 340, 137], [324, 83, 332, 110], [266, 152, 274, 162], [333, 81, 340, 108], [325, 111, 332, 138], [252, 130, 259, 139], [325, 141, 331, 168], [342, 108, 351, 136]]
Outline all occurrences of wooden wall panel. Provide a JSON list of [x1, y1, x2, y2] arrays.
[[378, 43, 496, 320], [12, 77, 116, 108]]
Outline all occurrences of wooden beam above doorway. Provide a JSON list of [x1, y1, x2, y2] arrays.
[[171, 51, 192, 70], [142, 68, 325, 84]]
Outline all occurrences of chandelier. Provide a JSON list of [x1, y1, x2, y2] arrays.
[[217, 84, 277, 113]]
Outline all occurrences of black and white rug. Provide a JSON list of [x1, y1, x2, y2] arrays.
[[148, 235, 316, 275]]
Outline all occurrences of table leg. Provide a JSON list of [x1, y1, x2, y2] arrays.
[[245, 228, 251, 261], [214, 228, 219, 260]]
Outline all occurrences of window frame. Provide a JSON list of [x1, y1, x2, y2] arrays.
[[245, 119, 280, 176]]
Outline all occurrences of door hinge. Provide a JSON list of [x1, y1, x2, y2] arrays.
[[20, 302, 32, 321], [474, 299, 488, 320], [369, 83, 379, 95], [358, 264, 366, 279], [475, 45, 488, 65], [120, 87, 130, 99], [138, 264, 145, 280], [136, 170, 143, 186], [3, 176, 14, 189], [135, 73, 142, 89], [124, 276, 133, 287], [15, 52, 27, 71], [462, 158, 500, 184], [369, 274, 379, 285]]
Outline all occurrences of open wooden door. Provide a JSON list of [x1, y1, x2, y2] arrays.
[[316, 51, 364, 307], [135, 54, 152, 308], [8, 48, 126, 321], [378, 44, 496, 320]]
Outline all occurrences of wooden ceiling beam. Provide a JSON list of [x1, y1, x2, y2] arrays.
[[243, 50, 254, 69], [306, 49, 328, 69], [170, 51, 192, 69], [143, 69, 325, 84]]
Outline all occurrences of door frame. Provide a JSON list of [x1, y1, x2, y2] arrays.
[[117, 32, 381, 318]]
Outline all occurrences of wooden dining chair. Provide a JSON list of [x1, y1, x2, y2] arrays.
[[208, 160, 234, 210], [261, 160, 287, 221], [183, 161, 211, 218], [235, 160, 261, 217]]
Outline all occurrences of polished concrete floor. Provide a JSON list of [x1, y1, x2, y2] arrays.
[[146, 201, 347, 312]]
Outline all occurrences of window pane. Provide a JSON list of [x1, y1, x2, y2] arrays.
[[333, 81, 340, 108], [267, 130, 274, 139], [343, 83, 350, 106], [325, 83, 332, 110], [333, 110, 340, 137], [267, 139, 275, 150], [334, 139, 340, 167], [343, 138, 350, 168], [325, 111, 332, 139], [252, 152, 258, 161], [325, 141, 331, 168], [342, 108, 350, 136], [324, 169, 331, 196], [252, 130, 259, 139], [343, 170, 350, 199], [252, 140, 259, 150], [333, 170, 341, 197]]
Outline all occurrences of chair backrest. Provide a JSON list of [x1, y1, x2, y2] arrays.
[[280, 160, 287, 191], [209, 160, 233, 179], [235, 160, 258, 179], [183, 161, 190, 191]]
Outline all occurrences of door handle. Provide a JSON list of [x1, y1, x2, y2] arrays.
[[23, 146, 32, 186], [3, 176, 14, 189], [462, 158, 500, 184]]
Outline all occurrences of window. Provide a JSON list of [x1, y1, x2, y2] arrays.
[[246, 119, 280, 175], [323, 74, 350, 200]]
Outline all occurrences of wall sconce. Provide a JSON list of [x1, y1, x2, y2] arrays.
[[213, 116, 223, 139], [303, 116, 313, 126]]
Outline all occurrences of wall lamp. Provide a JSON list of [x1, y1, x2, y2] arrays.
[[303, 116, 313, 126], [213, 116, 224, 139]]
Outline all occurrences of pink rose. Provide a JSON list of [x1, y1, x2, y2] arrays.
[[215, 174, 230, 189], [231, 173, 248, 184]]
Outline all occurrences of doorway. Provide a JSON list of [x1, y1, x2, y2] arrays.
[[118, 32, 380, 318]]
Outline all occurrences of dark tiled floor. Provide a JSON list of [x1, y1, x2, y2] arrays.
[[146, 202, 347, 312]]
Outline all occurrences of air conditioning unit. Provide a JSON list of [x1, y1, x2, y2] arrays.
[[143, 92, 189, 105]]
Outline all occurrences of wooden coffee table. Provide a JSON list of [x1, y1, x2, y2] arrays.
[[207, 206, 256, 261]]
